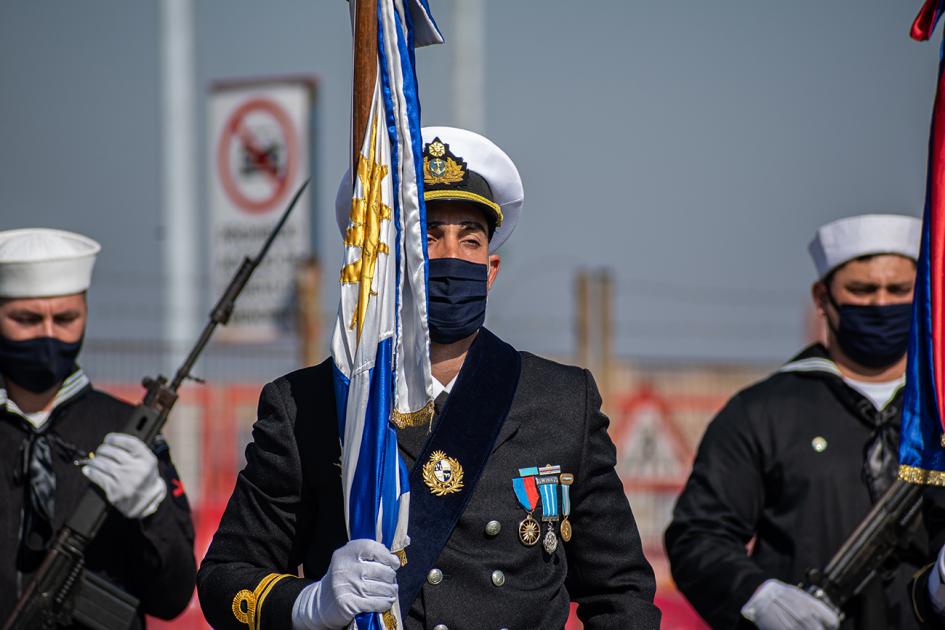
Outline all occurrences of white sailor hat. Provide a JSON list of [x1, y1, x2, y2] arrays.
[[335, 126, 524, 252], [0, 228, 101, 298], [808, 213, 921, 279]]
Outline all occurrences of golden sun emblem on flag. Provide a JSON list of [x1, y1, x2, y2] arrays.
[[341, 116, 391, 338]]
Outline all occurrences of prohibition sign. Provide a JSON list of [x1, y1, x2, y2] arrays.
[[217, 97, 299, 214]]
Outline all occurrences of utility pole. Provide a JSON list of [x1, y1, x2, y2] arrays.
[[453, 0, 486, 132], [598, 268, 613, 410], [295, 257, 321, 367], [574, 268, 615, 409], [160, 0, 198, 372], [575, 270, 591, 369]]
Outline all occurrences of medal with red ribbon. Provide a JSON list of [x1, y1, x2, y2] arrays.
[[512, 474, 540, 546]]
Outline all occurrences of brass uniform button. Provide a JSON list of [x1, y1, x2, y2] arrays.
[[485, 520, 501, 537], [433, 625, 449, 630], [491, 569, 506, 587], [427, 568, 443, 585]]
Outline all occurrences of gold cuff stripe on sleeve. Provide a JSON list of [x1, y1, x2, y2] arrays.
[[424, 190, 504, 226], [898, 464, 945, 486], [392, 400, 434, 429], [253, 574, 291, 630], [231, 573, 294, 630]]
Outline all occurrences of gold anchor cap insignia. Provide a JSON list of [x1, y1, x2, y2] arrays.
[[422, 450, 464, 496], [423, 138, 467, 185]]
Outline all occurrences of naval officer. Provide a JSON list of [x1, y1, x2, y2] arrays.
[[197, 127, 661, 629], [665, 214, 945, 629], [0, 228, 196, 627]]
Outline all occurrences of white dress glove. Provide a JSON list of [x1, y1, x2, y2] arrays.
[[82, 433, 167, 519], [292, 539, 400, 630], [928, 543, 945, 615], [741, 579, 840, 630]]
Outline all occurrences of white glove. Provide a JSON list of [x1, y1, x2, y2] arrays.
[[82, 433, 167, 519], [292, 539, 400, 630], [928, 543, 945, 615], [741, 579, 840, 630]]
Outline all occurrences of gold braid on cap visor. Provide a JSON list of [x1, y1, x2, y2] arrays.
[[424, 190, 504, 227]]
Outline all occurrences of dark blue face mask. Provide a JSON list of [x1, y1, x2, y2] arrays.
[[0, 336, 82, 394], [427, 258, 488, 344], [826, 292, 912, 368]]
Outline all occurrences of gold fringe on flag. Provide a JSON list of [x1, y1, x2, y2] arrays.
[[898, 464, 945, 486], [391, 400, 435, 429]]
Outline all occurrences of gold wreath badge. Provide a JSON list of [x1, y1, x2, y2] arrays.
[[422, 450, 464, 496], [423, 156, 465, 185]]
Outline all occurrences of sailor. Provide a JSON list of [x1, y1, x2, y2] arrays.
[[665, 214, 942, 629], [0, 228, 196, 627], [197, 127, 661, 629]]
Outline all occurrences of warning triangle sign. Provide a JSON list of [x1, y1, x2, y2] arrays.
[[612, 390, 691, 485]]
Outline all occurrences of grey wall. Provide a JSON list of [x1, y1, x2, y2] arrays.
[[0, 1, 938, 379]]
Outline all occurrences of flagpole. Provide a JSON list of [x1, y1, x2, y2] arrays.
[[352, 0, 378, 171]]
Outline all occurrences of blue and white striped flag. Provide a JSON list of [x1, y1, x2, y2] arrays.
[[331, 1, 441, 628]]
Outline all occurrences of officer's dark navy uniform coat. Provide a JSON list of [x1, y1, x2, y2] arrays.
[[665, 344, 945, 629], [0, 370, 197, 628], [197, 328, 660, 630]]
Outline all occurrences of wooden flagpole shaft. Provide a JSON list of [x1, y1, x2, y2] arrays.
[[353, 0, 378, 170]]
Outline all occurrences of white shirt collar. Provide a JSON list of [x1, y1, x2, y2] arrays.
[[778, 356, 904, 410], [0, 368, 90, 430], [432, 374, 458, 399], [842, 375, 906, 411]]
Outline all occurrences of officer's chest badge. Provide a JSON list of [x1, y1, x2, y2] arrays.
[[423, 450, 464, 496]]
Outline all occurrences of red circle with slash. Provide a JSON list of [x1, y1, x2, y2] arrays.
[[217, 97, 299, 214]]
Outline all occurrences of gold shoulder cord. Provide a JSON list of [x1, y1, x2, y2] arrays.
[[232, 573, 293, 630]]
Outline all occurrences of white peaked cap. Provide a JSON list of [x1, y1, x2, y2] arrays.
[[808, 214, 921, 279], [0, 228, 101, 298], [335, 126, 524, 253]]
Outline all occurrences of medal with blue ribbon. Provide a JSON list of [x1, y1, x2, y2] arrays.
[[536, 472, 560, 553], [512, 474, 540, 546]]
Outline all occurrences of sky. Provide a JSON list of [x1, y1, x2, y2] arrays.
[[0, 1, 939, 381]]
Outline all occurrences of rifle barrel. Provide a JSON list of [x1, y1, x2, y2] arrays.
[[170, 179, 309, 391]]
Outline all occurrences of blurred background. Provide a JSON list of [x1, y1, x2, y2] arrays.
[[0, 1, 938, 627]]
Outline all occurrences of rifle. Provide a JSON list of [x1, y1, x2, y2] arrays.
[[3, 180, 310, 630], [804, 477, 924, 620]]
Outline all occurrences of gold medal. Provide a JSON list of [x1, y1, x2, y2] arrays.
[[559, 473, 574, 542], [519, 514, 540, 546], [560, 518, 572, 542]]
